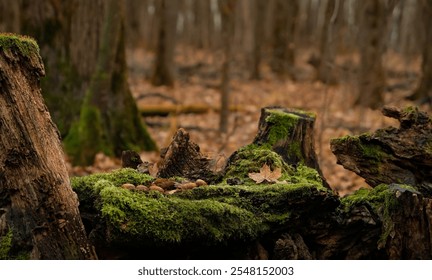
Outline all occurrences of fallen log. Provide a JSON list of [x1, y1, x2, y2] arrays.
[[138, 103, 245, 117], [71, 106, 432, 259], [331, 106, 432, 196]]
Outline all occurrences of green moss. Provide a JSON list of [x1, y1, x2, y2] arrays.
[[0, 229, 13, 260], [0, 33, 40, 58], [71, 168, 331, 247], [224, 144, 294, 183], [265, 109, 300, 147], [64, 90, 113, 165], [99, 186, 261, 244], [332, 134, 389, 162], [340, 184, 415, 248]]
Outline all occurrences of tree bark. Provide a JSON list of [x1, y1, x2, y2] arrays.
[[407, 0, 432, 103], [19, 0, 80, 136], [0, 34, 97, 259], [316, 0, 338, 84], [253, 107, 327, 183], [354, 0, 388, 109], [156, 128, 218, 182], [64, 0, 157, 165], [151, 0, 178, 87], [249, 0, 264, 80], [331, 106, 432, 196], [270, 0, 298, 79], [219, 0, 236, 133]]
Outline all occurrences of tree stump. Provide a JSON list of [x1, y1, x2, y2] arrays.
[[0, 34, 97, 259], [331, 106, 432, 196], [252, 106, 328, 187]]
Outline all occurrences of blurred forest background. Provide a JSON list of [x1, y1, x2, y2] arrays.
[[1, 0, 431, 195]]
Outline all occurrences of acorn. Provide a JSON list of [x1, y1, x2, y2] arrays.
[[136, 185, 149, 192], [121, 183, 135, 190], [177, 182, 197, 190], [149, 185, 164, 193], [195, 179, 207, 186]]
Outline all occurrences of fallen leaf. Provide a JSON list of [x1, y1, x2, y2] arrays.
[[248, 164, 282, 184]]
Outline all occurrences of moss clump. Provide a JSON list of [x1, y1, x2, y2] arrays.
[[265, 109, 301, 147], [0, 229, 13, 260], [71, 168, 331, 248], [224, 144, 294, 182], [340, 184, 415, 248], [224, 143, 324, 191], [100, 186, 261, 244], [0, 33, 40, 58]]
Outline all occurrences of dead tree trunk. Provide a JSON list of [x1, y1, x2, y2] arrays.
[[331, 106, 432, 197], [0, 34, 97, 259]]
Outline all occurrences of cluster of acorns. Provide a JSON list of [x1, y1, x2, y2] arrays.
[[120, 178, 208, 195]]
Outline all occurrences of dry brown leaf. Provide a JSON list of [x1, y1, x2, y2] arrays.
[[248, 164, 282, 184]]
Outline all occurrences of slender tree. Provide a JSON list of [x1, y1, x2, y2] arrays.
[[219, 0, 236, 133], [270, 0, 299, 79], [407, 0, 432, 103], [354, 0, 389, 109], [250, 0, 265, 80], [151, 0, 178, 87], [316, 0, 338, 84]]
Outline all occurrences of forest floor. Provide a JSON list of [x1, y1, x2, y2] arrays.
[[68, 46, 430, 196]]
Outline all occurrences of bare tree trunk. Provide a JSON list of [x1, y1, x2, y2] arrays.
[[316, 0, 338, 84], [354, 0, 388, 109], [250, 0, 264, 80], [151, 0, 178, 87], [0, 0, 20, 33], [407, 0, 432, 103], [270, 0, 299, 79], [64, 0, 157, 165], [0, 34, 97, 260], [219, 0, 235, 133], [19, 0, 79, 136]]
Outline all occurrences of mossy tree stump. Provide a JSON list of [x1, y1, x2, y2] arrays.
[[0, 34, 97, 259], [227, 106, 328, 188]]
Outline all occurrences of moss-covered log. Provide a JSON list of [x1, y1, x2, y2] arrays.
[[71, 168, 337, 259], [0, 34, 96, 260], [70, 106, 432, 259], [331, 106, 432, 196]]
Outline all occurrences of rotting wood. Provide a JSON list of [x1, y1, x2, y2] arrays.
[[0, 34, 97, 260], [331, 106, 432, 196]]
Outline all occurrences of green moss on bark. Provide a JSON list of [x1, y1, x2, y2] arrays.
[[64, 91, 113, 165], [0, 229, 13, 260], [0, 33, 40, 58], [339, 184, 415, 248], [71, 168, 331, 247], [224, 144, 294, 182]]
